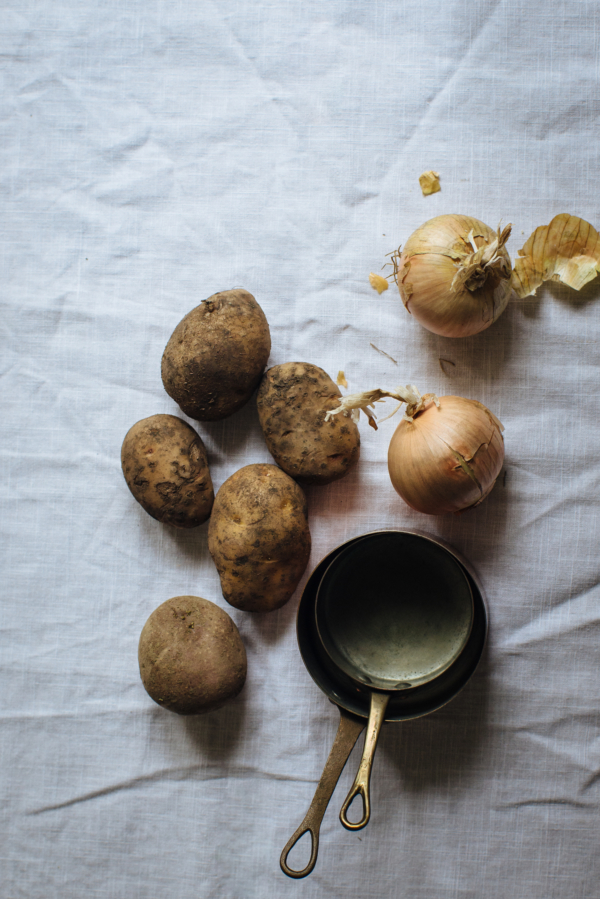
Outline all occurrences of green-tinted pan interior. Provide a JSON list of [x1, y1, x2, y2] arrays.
[[315, 532, 474, 690]]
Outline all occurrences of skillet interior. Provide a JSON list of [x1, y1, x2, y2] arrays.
[[315, 532, 474, 690], [296, 532, 487, 723]]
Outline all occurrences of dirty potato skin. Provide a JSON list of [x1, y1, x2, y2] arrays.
[[161, 288, 271, 421], [256, 363, 360, 486], [208, 464, 311, 613], [138, 596, 247, 715], [121, 414, 214, 528]]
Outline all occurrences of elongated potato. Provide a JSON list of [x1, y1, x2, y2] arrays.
[[208, 463, 311, 613], [161, 288, 271, 421], [138, 596, 246, 715], [121, 414, 214, 528], [256, 362, 360, 486]]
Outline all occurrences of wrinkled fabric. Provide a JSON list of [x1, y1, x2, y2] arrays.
[[2, 1, 600, 897]]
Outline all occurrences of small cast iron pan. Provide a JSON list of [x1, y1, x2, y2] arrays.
[[315, 532, 474, 830], [280, 531, 487, 879]]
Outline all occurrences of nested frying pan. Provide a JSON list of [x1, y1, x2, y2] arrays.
[[280, 530, 488, 879], [315, 532, 474, 830]]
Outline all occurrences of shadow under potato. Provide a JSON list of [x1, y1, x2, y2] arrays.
[[195, 393, 267, 461], [161, 517, 212, 563], [304, 460, 368, 523], [126, 472, 212, 564], [247, 593, 299, 646], [181, 689, 248, 762]]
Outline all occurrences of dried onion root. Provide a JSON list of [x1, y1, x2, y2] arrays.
[[326, 387, 504, 515], [511, 213, 600, 298]]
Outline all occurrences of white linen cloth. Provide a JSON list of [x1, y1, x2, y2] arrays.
[[2, 1, 600, 896]]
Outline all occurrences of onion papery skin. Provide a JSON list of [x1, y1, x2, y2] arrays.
[[387, 396, 504, 515], [396, 215, 512, 338]]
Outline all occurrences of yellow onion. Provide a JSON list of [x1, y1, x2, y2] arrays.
[[326, 386, 504, 515], [388, 395, 504, 514], [392, 215, 513, 337]]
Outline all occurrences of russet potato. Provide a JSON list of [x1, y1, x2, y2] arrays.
[[256, 362, 360, 486], [138, 595, 247, 715], [121, 414, 214, 528], [208, 463, 311, 612], [161, 288, 271, 421]]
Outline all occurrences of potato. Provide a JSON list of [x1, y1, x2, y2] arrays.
[[161, 288, 271, 421], [256, 362, 360, 486], [121, 414, 214, 528], [138, 596, 246, 715], [208, 463, 311, 613]]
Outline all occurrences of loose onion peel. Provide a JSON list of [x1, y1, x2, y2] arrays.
[[369, 272, 389, 294], [511, 213, 600, 298], [419, 170, 441, 196]]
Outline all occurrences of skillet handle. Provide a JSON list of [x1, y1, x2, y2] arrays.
[[280, 708, 365, 879], [339, 691, 389, 831]]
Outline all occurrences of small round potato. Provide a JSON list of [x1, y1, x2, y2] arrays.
[[256, 362, 360, 486], [161, 288, 271, 421], [208, 463, 311, 613], [121, 414, 214, 528], [138, 595, 247, 715]]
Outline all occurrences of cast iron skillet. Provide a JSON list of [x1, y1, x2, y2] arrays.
[[280, 530, 488, 879]]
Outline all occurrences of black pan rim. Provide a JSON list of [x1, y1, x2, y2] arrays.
[[296, 529, 488, 723]]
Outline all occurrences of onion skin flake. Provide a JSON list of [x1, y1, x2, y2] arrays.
[[512, 214, 600, 298], [419, 170, 441, 196]]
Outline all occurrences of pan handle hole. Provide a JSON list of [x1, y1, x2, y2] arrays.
[[280, 827, 318, 878], [344, 792, 366, 826], [285, 831, 312, 869]]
